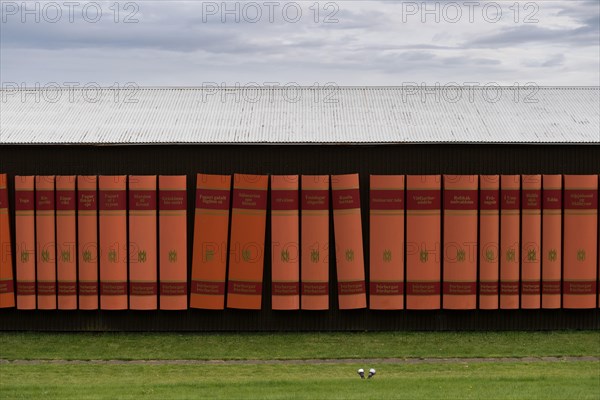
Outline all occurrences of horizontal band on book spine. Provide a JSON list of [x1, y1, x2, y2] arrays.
[[444, 190, 478, 210], [78, 282, 98, 295], [500, 190, 520, 209], [129, 190, 156, 210], [406, 282, 440, 295], [480, 190, 499, 209], [301, 190, 329, 210], [272, 282, 300, 296], [159, 190, 187, 210], [301, 282, 328, 296], [130, 282, 158, 296], [37, 282, 56, 295], [15, 192, 34, 210], [36, 210, 54, 216], [370, 281, 404, 295], [57, 282, 77, 295], [0, 188, 8, 208], [99, 191, 126, 210], [16, 282, 36, 295], [406, 190, 440, 210], [563, 281, 597, 295], [56, 211, 76, 216], [500, 282, 519, 295], [160, 282, 187, 296], [370, 210, 404, 216], [338, 281, 365, 295], [196, 189, 230, 210], [0, 279, 15, 294], [521, 281, 541, 295], [370, 189, 404, 210], [228, 280, 262, 295], [78, 191, 97, 210], [129, 210, 156, 216], [543, 190, 562, 209], [479, 282, 499, 295], [564, 190, 597, 209], [233, 189, 267, 210], [443, 282, 477, 295], [100, 282, 127, 296], [271, 190, 298, 210], [56, 190, 76, 210], [191, 280, 225, 295], [332, 188, 360, 210], [36, 190, 54, 210], [522, 189, 542, 209], [542, 281, 561, 294]]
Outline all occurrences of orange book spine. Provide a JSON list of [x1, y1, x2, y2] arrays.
[[77, 176, 98, 310], [56, 176, 77, 310], [563, 175, 597, 309], [36, 176, 56, 310], [521, 175, 542, 309], [406, 175, 441, 310], [541, 175, 562, 309], [331, 174, 366, 310], [443, 175, 478, 310], [15, 176, 36, 309], [0, 174, 15, 308], [271, 175, 300, 310], [369, 175, 404, 310], [500, 175, 520, 309], [300, 175, 330, 310], [128, 176, 157, 310], [227, 174, 268, 310], [190, 174, 231, 310], [158, 175, 188, 310], [99, 175, 128, 310], [479, 175, 500, 309]]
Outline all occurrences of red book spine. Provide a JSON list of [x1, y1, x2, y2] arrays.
[[0, 174, 15, 308], [77, 176, 98, 310], [563, 175, 597, 309], [331, 174, 366, 310], [479, 175, 500, 309], [443, 175, 478, 310], [36, 176, 56, 310], [128, 175, 157, 310], [500, 175, 520, 309], [271, 175, 300, 310], [159, 175, 188, 310], [406, 175, 441, 310], [541, 175, 562, 309], [369, 175, 404, 310], [56, 176, 77, 310], [300, 175, 330, 310], [521, 175, 542, 309], [15, 176, 36, 309], [227, 174, 269, 310], [99, 175, 128, 310], [190, 174, 231, 310]]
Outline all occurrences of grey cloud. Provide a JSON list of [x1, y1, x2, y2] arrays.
[[467, 24, 599, 48]]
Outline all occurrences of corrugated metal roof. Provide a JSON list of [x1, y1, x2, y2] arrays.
[[1, 87, 598, 144]]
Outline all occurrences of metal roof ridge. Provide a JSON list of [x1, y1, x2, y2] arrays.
[[1, 86, 599, 91]]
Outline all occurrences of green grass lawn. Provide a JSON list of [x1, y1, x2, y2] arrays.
[[1, 331, 598, 360], [1, 332, 598, 399], [1, 362, 598, 400]]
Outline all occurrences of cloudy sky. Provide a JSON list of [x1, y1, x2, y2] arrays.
[[1, 0, 599, 87]]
